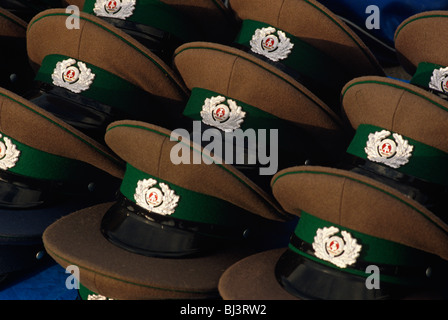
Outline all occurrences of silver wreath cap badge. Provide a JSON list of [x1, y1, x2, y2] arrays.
[[312, 226, 362, 269], [134, 178, 179, 216], [250, 27, 294, 62], [429, 67, 448, 93], [200, 96, 246, 132], [0, 134, 20, 171], [87, 294, 113, 300], [364, 130, 413, 169], [94, 0, 136, 19], [52, 58, 95, 94]]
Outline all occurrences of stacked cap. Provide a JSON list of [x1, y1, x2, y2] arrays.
[[315, 0, 448, 66], [229, 0, 385, 110], [26, 9, 189, 143], [0, 87, 124, 279], [80, 0, 203, 63], [339, 76, 448, 223], [395, 11, 448, 99], [173, 41, 350, 191], [42, 120, 295, 299], [219, 165, 448, 300], [75, 0, 239, 63]]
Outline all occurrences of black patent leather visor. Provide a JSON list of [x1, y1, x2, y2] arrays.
[[275, 235, 448, 300], [0, 163, 120, 209], [101, 193, 295, 258]]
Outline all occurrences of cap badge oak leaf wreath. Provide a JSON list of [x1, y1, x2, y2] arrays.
[[94, 0, 136, 19], [312, 226, 362, 269], [52, 58, 95, 94], [250, 27, 294, 62], [364, 130, 413, 169], [134, 178, 179, 216], [429, 66, 448, 94], [200, 96, 246, 132], [0, 134, 20, 170]]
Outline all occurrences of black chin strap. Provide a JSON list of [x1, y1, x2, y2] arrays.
[[28, 82, 123, 143], [275, 245, 448, 300], [100, 194, 245, 258], [101, 193, 296, 259], [26, 80, 186, 144], [0, 164, 120, 209]]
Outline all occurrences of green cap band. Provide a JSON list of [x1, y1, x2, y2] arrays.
[[35, 54, 154, 119], [82, 0, 200, 42], [346, 124, 448, 186], [411, 62, 448, 94], [235, 19, 350, 92], [290, 211, 440, 285], [183, 87, 308, 153], [185, 87, 281, 130], [120, 163, 264, 230], [78, 283, 113, 300], [0, 131, 98, 181]]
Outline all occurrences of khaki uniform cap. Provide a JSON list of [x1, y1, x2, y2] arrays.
[[218, 165, 448, 300], [0, 87, 123, 178], [27, 9, 189, 103], [342, 76, 448, 154], [229, 0, 384, 77], [43, 120, 293, 300], [173, 41, 350, 156], [394, 11, 448, 75]]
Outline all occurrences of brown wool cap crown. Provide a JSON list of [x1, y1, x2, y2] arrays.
[[43, 201, 275, 299], [218, 248, 297, 300], [394, 11, 448, 75], [26, 9, 188, 102], [173, 41, 349, 152], [271, 165, 448, 260], [0, 7, 27, 37], [105, 119, 288, 221], [229, 0, 384, 77], [0, 88, 124, 179], [341, 76, 448, 153]]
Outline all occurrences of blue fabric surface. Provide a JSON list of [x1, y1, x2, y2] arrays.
[[0, 262, 78, 300], [318, 0, 448, 47]]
